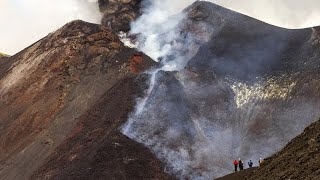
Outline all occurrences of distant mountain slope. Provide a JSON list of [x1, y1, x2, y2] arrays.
[[0, 20, 169, 180]]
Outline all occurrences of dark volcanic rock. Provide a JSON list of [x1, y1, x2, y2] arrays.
[[0, 20, 169, 179], [0, 54, 12, 79], [183, 2, 320, 155], [98, 0, 142, 32], [185, 2, 314, 79]]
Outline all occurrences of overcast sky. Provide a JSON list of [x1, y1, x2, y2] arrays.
[[211, 0, 320, 28], [0, 0, 101, 55], [0, 0, 320, 55]]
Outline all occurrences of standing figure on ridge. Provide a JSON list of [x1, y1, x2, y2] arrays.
[[239, 159, 244, 170], [233, 160, 239, 172], [248, 160, 253, 168], [259, 158, 264, 166]]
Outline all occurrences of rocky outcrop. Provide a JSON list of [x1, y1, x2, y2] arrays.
[[0, 20, 169, 180], [98, 0, 142, 32]]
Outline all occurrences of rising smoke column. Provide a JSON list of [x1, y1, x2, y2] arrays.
[[121, 1, 234, 178]]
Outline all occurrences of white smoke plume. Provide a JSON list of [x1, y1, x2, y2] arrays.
[[2, 0, 319, 55], [122, 0, 320, 179], [128, 0, 320, 67], [0, 0, 101, 55]]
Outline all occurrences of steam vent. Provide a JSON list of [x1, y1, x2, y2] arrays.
[[0, 1, 320, 180]]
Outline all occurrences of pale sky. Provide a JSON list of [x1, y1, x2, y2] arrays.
[[0, 0, 101, 55], [210, 0, 320, 28], [0, 0, 320, 55]]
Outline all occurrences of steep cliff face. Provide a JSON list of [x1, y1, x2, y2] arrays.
[[0, 20, 169, 180]]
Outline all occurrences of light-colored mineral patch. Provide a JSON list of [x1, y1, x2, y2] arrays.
[[229, 74, 297, 108]]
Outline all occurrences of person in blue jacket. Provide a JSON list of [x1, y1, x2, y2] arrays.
[[248, 160, 253, 168]]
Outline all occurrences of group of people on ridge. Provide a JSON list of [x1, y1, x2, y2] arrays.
[[233, 158, 262, 172]]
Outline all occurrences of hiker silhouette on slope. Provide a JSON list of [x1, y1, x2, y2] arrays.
[[259, 158, 264, 166], [233, 160, 238, 172], [238, 158, 244, 170]]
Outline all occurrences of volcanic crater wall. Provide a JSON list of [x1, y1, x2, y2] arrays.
[[121, 1, 320, 179]]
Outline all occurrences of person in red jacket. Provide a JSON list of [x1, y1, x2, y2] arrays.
[[233, 160, 239, 172]]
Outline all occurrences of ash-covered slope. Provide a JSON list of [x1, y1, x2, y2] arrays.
[[0, 53, 10, 77], [217, 118, 320, 180], [0, 20, 170, 180], [247, 118, 320, 179], [122, 1, 320, 179], [183, 1, 320, 156]]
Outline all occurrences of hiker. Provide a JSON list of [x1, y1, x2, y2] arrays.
[[258, 158, 264, 166], [248, 160, 253, 168], [239, 159, 244, 170], [233, 160, 239, 172]]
